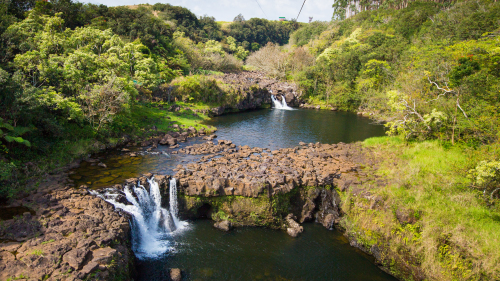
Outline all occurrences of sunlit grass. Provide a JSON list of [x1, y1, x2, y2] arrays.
[[343, 136, 500, 279]]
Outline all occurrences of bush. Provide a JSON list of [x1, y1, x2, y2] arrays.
[[246, 43, 289, 78]]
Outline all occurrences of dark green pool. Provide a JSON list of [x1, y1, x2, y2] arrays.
[[137, 221, 396, 281]]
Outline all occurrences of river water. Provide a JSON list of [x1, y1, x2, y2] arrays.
[[71, 108, 394, 281]]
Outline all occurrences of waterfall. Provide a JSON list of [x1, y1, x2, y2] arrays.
[[169, 178, 179, 226], [91, 177, 187, 259], [271, 94, 294, 110]]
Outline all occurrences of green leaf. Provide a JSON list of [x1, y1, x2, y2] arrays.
[[4, 136, 31, 147], [0, 122, 14, 131]]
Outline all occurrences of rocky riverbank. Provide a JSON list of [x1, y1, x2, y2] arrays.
[[0, 137, 392, 280], [0, 172, 133, 281]]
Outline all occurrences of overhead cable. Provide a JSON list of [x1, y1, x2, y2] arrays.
[[296, 0, 307, 21], [253, 0, 269, 19]]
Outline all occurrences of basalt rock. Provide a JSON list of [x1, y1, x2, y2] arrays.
[[170, 268, 182, 281], [285, 214, 303, 237], [174, 142, 365, 199], [214, 220, 233, 231], [171, 141, 375, 233], [0, 173, 133, 281]]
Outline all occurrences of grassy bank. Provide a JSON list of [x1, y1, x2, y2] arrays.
[[339, 136, 500, 280], [0, 101, 212, 200]]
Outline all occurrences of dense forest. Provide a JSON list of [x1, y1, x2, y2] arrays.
[[0, 0, 299, 198]]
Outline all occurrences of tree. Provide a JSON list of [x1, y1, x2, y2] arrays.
[[233, 13, 245, 22], [79, 77, 131, 132]]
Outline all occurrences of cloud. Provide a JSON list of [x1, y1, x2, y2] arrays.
[[83, 0, 333, 22]]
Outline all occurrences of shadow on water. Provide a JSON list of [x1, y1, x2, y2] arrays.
[[137, 221, 398, 281]]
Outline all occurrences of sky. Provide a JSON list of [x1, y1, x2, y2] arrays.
[[84, 0, 334, 23]]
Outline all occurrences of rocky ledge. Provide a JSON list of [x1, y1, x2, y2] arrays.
[[0, 173, 133, 281], [142, 141, 381, 233]]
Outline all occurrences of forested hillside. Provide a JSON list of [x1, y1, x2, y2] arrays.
[[243, 1, 500, 280], [0, 0, 299, 198], [250, 0, 500, 145]]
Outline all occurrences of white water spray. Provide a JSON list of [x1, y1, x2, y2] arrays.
[[271, 94, 294, 110], [92, 177, 187, 259]]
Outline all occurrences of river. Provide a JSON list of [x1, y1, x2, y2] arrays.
[[71, 108, 394, 281]]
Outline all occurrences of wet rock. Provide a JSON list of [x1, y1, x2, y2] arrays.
[[170, 268, 182, 281], [203, 134, 217, 140], [130, 153, 137, 157], [98, 163, 107, 168], [322, 214, 335, 229], [214, 220, 233, 231], [286, 214, 303, 237]]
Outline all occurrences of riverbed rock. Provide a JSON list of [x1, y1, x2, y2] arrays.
[[285, 214, 303, 237], [214, 220, 233, 231], [170, 268, 182, 281]]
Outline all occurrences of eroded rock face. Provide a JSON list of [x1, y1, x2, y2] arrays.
[[156, 72, 302, 115], [0, 173, 132, 281], [169, 141, 377, 232]]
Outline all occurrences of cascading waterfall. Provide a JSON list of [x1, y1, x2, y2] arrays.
[[169, 178, 179, 226], [271, 94, 294, 110], [92, 177, 187, 259]]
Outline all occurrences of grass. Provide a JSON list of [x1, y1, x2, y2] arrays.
[[30, 249, 44, 256], [340, 136, 500, 280], [1, 100, 215, 199], [41, 239, 55, 245]]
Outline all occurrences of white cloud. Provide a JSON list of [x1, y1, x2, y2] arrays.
[[83, 0, 333, 22]]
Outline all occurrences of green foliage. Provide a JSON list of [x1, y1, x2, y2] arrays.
[[352, 137, 500, 280], [468, 160, 500, 199], [282, 0, 500, 144], [226, 17, 300, 49], [290, 21, 330, 46], [449, 56, 480, 86]]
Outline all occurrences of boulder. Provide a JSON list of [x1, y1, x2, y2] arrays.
[[170, 268, 182, 281], [187, 126, 197, 135], [214, 220, 233, 232], [62, 248, 90, 270], [285, 214, 303, 237]]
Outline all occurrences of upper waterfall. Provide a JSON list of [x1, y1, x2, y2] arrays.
[[271, 94, 294, 110]]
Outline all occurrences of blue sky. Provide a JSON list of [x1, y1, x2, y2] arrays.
[[84, 0, 334, 23]]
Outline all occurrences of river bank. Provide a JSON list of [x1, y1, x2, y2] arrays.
[[2, 134, 499, 280]]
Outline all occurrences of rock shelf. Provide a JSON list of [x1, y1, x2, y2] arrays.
[[173, 141, 372, 198], [0, 174, 132, 281]]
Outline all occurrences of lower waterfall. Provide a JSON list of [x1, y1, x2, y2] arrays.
[[92, 177, 187, 259]]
